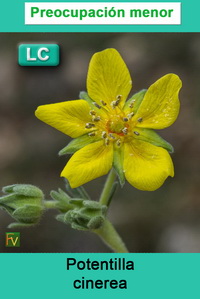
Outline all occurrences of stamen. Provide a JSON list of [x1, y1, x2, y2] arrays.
[[134, 131, 140, 136], [105, 138, 110, 146], [101, 131, 107, 138], [116, 95, 122, 101], [100, 100, 107, 106], [129, 99, 135, 108], [85, 123, 95, 129], [92, 116, 101, 122], [111, 95, 122, 108], [137, 117, 143, 123], [93, 102, 101, 109], [123, 117, 129, 122], [116, 139, 121, 147], [88, 132, 96, 137], [122, 127, 128, 135], [108, 133, 115, 139], [111, 101, 117, 108], [89, 110, 96, 116], [127, 112, 134, 119]]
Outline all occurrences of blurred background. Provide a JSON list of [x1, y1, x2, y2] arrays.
[[0, 33, 200, 253]]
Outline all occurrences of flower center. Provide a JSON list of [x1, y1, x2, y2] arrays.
[[85, 101, 140, 147], [107, 115, 125, 134]]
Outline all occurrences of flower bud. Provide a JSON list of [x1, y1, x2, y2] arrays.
[[0, 184, 44, 227], [56, 198, 107, 231]]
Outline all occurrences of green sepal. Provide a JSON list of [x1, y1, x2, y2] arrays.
[[124, 89, 147, 113], [0, 193, 34, 211], [55, 198, 107, 231], [71, 222, 88, 231], [49, 189, 73, 212], [79, 91, 94, 107], [113, 148, 125, 187], [12, 205, 43, 223], [50, 189, 71, 202], [56, 213, 89, 230], [87, 216, 105, 230], [8, 222, 35, 229], [2, 184, 44, 199], [59, 134, 100, 156], [135, 128, 174, 153], [82, 200, 103, 210]]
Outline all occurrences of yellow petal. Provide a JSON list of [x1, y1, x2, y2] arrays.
[[124, 139, 174, 191], [87, 48, 132, 109], [35, 100, 93, 138], [133, 74, 182, 129], [61, 141, 113, 188]]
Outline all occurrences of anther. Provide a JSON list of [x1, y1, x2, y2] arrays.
[[101, 131, 107, 138], [111, 101, 117, 108], [122, 127, 128, 135], [127, 112, 134, 119], [111, 95, 122, 108], [137, 117, 143, 123], [134, 131, 140, 136], [116, 95, 122, 101], [93, 102, 101, 109], [88, 132, 96, 137], [108, 133, 115, 139], [105, 138, 110, 146], [100, 100, 107, 106], [116, 139, 121, 147], [123, 117, 129, 122], [85, 123, 95, 129], [89, 110, 96, 116], [115, 95, 121, 106], [92, 116, 101, 122], [129, 99, 135, 108]]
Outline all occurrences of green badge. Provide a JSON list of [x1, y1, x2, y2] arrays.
[[5, 232, 20, 247], [18, 44, 60, 66]]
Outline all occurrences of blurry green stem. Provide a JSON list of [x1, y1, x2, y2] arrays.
[[43, 200, 58, 209], [97, 169, 128, 252], [94, 219, 129, 253], [99, 168, 117, 206]]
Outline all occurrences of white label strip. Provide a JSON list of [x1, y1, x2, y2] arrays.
[[25, 2, 181, 25]]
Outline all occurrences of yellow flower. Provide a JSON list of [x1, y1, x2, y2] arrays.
[[35, 48, 182, 191]]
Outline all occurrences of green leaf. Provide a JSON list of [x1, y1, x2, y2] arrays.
[[124, 89, 147, 113], [59, 134, 100, 155], [134, 128, 174, 153], [64, 178, 91, 200], [75, 186, 91, 200], [113, 148, 125, 187]]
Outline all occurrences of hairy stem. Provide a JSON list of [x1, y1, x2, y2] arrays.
[[94, 219, 129, 253], [99, 168, 117, 206]]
